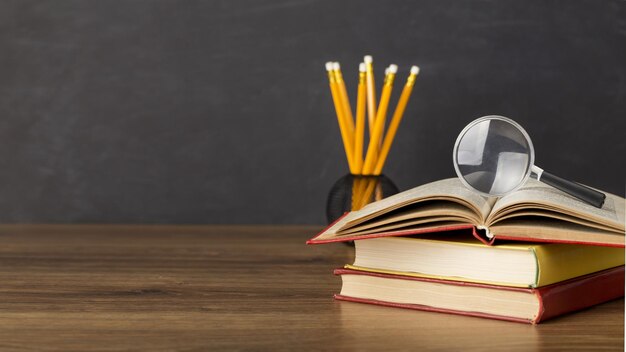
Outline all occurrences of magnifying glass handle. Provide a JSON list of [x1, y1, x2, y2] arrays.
[[538, 171, 606, 208]]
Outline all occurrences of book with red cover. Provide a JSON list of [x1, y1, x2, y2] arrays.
[[307, 213, 625, 247], [334, 266, 625, 324], [308, 216, 491, 245], [307, 178, 625, 247]]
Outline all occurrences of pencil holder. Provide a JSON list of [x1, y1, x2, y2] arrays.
[[326, 174, 399, 225]]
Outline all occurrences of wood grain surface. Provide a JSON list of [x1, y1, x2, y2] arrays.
[[0, 225, 622, 351]]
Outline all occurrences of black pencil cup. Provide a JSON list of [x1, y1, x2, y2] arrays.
[[326, 174, 399, 225]]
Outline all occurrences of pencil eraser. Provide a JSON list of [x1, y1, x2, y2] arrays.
[[332, 62, 341, 70], [359, 63, 366, 72], [384, 68, 389, 75], [411, 66, 420, 75], [364, 55, 373, 64], [388, 64, 398, 74], [325, 62, 334, 71]]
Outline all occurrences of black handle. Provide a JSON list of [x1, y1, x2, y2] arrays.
[[540, 171, 606, 208]]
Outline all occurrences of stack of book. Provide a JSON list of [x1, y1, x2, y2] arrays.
[[308, 178, 626, 324]]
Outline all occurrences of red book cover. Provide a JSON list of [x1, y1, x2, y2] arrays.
[[333, 266, 625, 324]]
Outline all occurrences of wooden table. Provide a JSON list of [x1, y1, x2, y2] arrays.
[[0, 225, 622, 351]]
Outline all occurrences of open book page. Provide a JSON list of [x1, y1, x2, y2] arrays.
[[340, 220, 475, 237], [487, 179, 625, 233], [491, 210, 619, 233], [314, 178, 495, 241], [489, 219, 625, 247], [344, 178, 494, 228], [340, 201, 483, 235]]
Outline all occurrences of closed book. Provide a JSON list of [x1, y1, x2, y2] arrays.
[[334, 266, 625, 324], [349, 235, 624, 287]]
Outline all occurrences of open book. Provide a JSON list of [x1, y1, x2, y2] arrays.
[[308, 178, 625, 247]]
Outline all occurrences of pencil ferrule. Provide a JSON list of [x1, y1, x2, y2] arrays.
[[327, 72, 336, 83], [334, 71, 344, 84], [407, 74, 417, 86], [384, 74, 396, 86], [358, 72, 366, 84]]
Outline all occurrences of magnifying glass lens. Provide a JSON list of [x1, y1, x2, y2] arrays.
[[454, 116, 605, 208], [454, 118, 533, 196]]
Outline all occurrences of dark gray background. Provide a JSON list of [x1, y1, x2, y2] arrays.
[[1, 0, 624, 224]]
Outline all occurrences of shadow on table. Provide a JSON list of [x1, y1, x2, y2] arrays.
[[336, 299, 624, 350]]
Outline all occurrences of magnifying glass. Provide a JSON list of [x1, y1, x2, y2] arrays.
[[453, 115, 606, 208]]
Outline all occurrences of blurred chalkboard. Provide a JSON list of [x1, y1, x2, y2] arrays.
[[0, 0, 624, 224]]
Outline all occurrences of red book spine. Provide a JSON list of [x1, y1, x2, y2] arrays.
[[535, 266, 625, 323]]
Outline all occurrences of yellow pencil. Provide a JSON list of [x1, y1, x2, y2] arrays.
[[358, 176, 377, 208], [326, 62, 356, 173], [354, 63, 367, 174], [332, 62, 355, 147], [364, 55, 377, 135], [351, 177, 358, 210], [374, 66, 420, 175], [361, 64, 397, 175], [375, 182, 383, 201]]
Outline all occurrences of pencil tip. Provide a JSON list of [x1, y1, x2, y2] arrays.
[[410, 66, 420, 75], [388, 64, 398, 74], [364, 55, 373, 63], [359, 63, 366, 72]]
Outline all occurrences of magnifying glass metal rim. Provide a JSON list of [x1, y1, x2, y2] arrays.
[[452, 115, 535, 197]]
